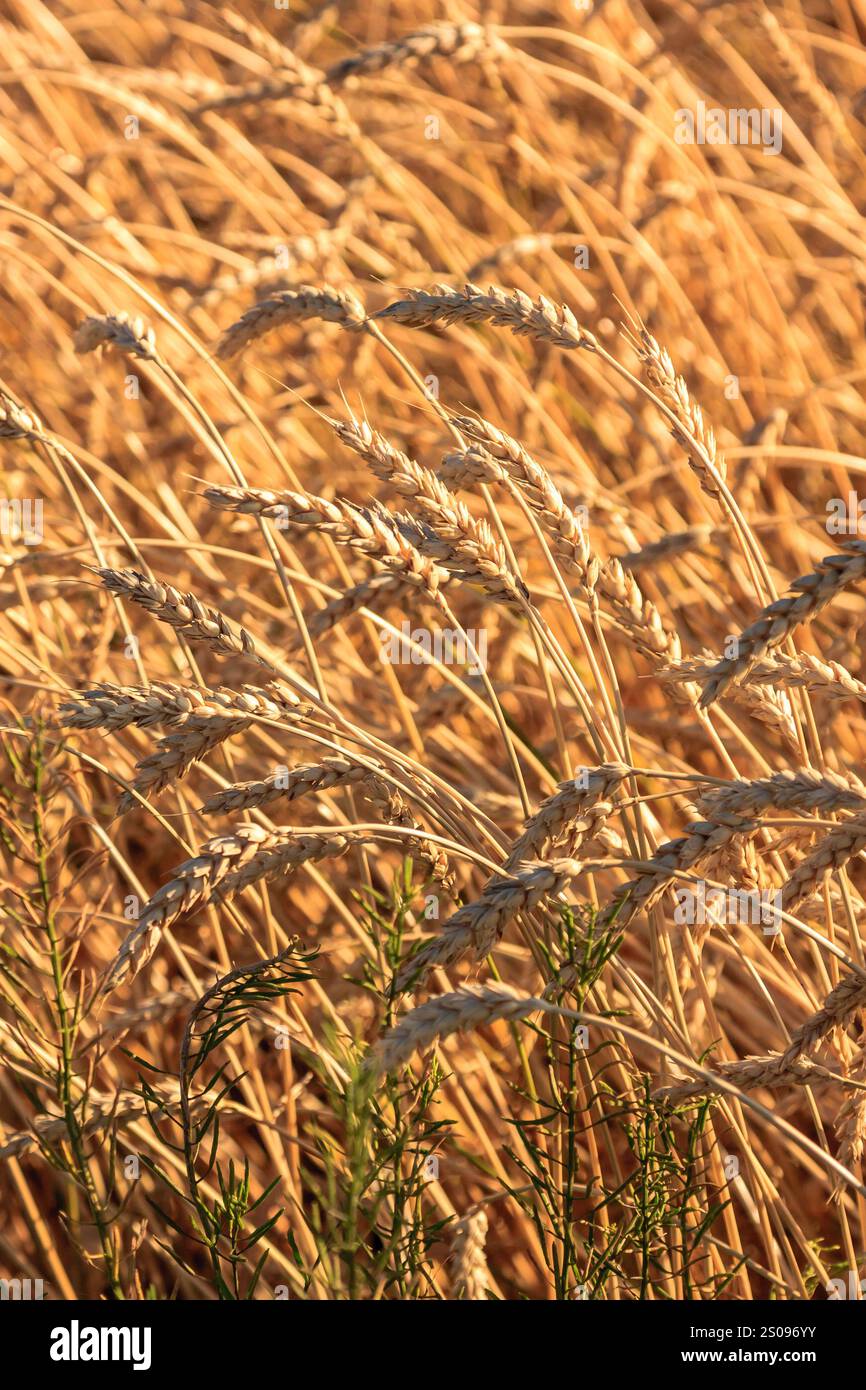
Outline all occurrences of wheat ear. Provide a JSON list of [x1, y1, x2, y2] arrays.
[[505, 763, 631, 865], [372, 282, 599, 351], [95, 568, 274, 672], [780, 818, 866, 910], [216, 285, 366, 359], [394, 858, 584, 991], [781, 968, 866, 1068], [698, 768, 866, 821], [700, 541, 866, 706], [203, 483, 444, 599], [450, 1209, 490, 1300], [326, 21, 505, 85], [73, 312, 157, 360], [654, 1054, 834, 1103], [636, 328, 726, 500], [369, 982, 548, 1075], [329, 415, 526, 609], [598, 819, 753, 935]]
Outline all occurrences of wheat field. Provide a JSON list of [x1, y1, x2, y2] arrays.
[[2, 0, 866, 1304]]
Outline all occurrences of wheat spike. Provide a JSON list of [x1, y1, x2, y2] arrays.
[[372, 282, 599, 351], [327, 22, 505, 85], [95, 568, 273, 671], [394, 858, 584, 991], [216, 285, 366, 358], [700, 542, 866, 706], [450, 1208, 490, 1299], [370, 982, 547, 1074]]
